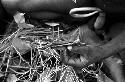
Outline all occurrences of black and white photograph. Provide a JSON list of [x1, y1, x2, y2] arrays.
[[0, 0, 125, 82]]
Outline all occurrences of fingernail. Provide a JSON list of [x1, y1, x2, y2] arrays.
[[67, 46, 72, 51]]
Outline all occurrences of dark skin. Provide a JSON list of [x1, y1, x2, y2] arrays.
[[60, 22, 125, 82], [59, 20, 125, 82], [43, 0, 125, 68], [61, 24, 125, 67], [1, 0, 125, 82]]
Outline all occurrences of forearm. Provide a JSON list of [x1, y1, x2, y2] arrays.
[[102, 30, 125, 58]]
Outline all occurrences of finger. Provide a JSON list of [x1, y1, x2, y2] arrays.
[[94, 12, 105, 29]]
